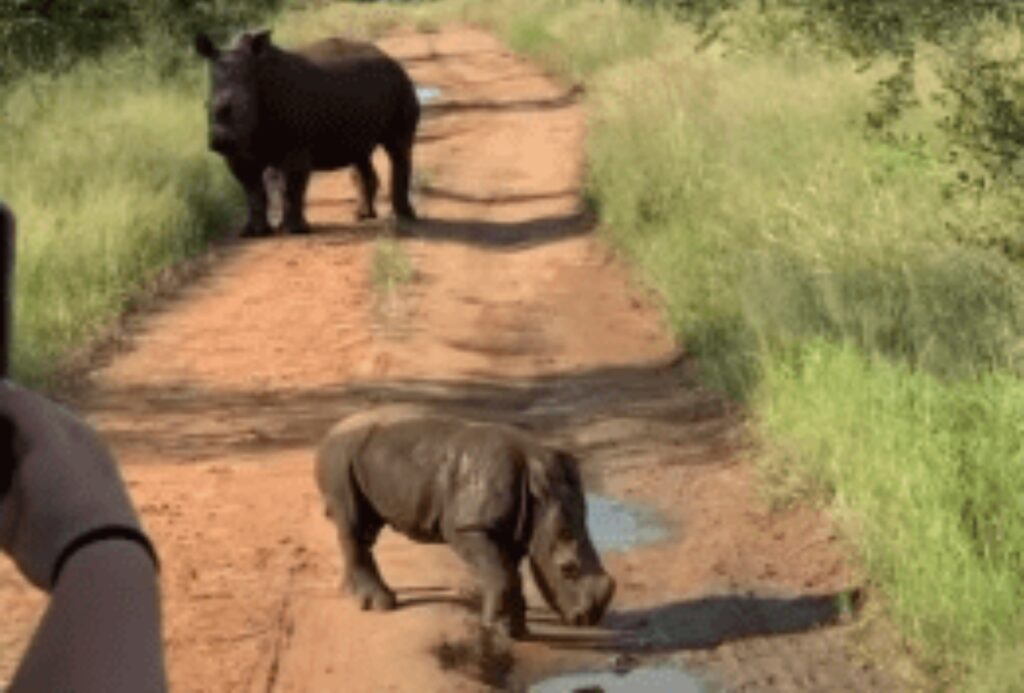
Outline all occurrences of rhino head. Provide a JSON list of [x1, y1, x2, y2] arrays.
[[194, 30, 273, 158], [525, 450, 615, 627]]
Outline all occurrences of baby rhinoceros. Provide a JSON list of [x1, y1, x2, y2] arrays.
[[315, 406, 616, 639], [194, 30, 419, 237]]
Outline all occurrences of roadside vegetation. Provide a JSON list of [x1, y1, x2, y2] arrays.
[[371, 235, 414, 297], [0, 1, 281, 384]]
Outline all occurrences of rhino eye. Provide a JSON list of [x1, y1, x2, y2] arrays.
[[560, 561, 581, 580], [214, 101, 232, 122]]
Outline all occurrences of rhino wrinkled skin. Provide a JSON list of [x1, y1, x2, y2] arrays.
[[315, 406, 616, 639], [195, 30, 420, 236]]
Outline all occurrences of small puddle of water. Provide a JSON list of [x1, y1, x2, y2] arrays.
[[531, 667, 706, 693], [415, 85, 442, 105], [586, 494, 667, 554]]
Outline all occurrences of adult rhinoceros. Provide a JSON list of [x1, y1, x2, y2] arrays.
[[195, 30, 419, 236]]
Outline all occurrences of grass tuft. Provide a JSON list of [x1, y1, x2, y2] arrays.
[[371, 236, 414, 298]]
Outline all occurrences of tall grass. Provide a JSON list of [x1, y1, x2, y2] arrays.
[[1, 50, 243, 384], [758, 342, 1024, 684], [588, 48, 1024, 396], [410, 0, 1024, 684]]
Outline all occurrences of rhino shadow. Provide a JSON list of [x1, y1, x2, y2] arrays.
[[403, 210, 594, 249], [525, 591, 857, 652], [392, 585, 480, 612]]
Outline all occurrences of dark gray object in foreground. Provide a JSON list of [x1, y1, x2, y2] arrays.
[[0, 203, 13, 377], [0, 203, 15, 500]]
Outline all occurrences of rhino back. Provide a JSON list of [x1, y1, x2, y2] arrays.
[[254, 45, 417, 166], [353, 417, 467, 542], [299, 37, 387, 64]]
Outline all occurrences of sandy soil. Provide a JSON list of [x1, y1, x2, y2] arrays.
[[0, 25, 912, 692]]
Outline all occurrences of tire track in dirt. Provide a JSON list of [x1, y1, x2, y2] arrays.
[[0, 25, 907, 692]]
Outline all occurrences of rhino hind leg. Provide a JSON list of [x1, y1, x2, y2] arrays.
[[450, 531, 527, 639], [326, 496, 396, 611], [280, 153, 312, 235], [352, 157, 379, 221], [385, 139, 417, 221]]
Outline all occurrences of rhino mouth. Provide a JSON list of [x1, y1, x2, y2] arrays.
[[530, 559, 615, 627]]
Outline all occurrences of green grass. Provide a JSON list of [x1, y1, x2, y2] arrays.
[[274, 0, 415, 45], [0, 50, 243, 384], [593, 84, 1024, 392], [757, 342, 1024, 684], [371, 236, 414, 297]]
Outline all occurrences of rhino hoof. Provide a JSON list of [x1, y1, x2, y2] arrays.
[[357, 589, 396, 612], [240, 223, 272, 238], [488, 618, 526, 642]]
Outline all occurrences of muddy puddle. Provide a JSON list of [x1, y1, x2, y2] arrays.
[[415, 85, 442, 104], [586, 494, 667, 554], [530, 666, 708, 693]]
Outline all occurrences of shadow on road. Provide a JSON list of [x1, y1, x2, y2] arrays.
[[404, 211, 594, 249], [302, 195, 592, 250], [84, 354, 741, 478]]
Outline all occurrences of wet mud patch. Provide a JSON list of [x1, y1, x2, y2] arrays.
[[415, 85, 443, 105], [431, 626, 515, 689], [530, 665, 708, 693], [586, 494, 668, 554]]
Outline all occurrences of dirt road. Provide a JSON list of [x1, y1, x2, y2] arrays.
[[1, 25, 902, 692]]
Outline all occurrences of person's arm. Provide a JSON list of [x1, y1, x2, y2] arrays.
[[9, 539, 166, 693], [0, 382, 168, 692]]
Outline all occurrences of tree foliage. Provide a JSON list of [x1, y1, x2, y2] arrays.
[[0, 0, 282, 79]]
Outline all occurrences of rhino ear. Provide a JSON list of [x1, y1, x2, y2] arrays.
[[527, 448, 582, 502], [194, 32, 220, 60], [248, 29, 273, 55]]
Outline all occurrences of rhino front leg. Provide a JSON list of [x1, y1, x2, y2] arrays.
[[450, 531, 527, 639], [228, 158, 272, 237], [352, 156, 379, 221], [280, 151, 312, 235], [326, 498, 396, 611]]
